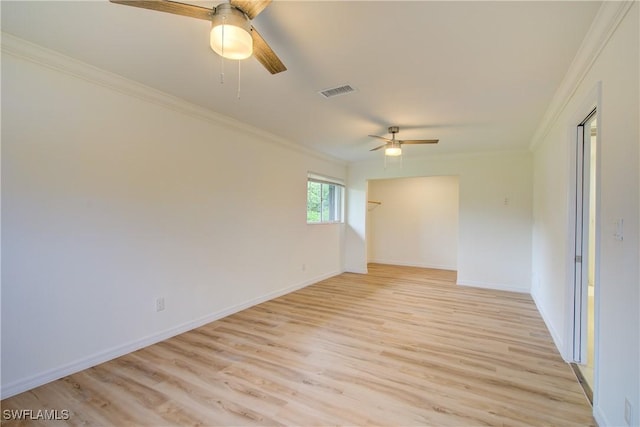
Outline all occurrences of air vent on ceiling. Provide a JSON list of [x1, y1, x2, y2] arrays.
[[318, 84, 357, 99]]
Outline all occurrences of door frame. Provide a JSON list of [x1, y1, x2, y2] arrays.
[[574, 107, 596, 363], [565, 81, 601, 403]]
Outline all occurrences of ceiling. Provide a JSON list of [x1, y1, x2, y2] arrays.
[[1, 1, 601, 162]]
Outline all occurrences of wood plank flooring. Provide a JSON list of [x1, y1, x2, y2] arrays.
[[1, 264, 594, 426]]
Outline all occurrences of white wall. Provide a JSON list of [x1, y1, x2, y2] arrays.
[[347, 151, 532, 292], [1, 36, 346, 397], [367, 176, 458, 270], [530, 3, 639, 426]]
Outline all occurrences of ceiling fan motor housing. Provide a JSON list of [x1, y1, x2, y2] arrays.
[[213, 3, 251, 27], [388, 126, 400, 134]]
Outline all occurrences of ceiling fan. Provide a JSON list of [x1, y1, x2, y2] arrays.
[[109, 0, 286, 74], [369, 126, 438, 156]]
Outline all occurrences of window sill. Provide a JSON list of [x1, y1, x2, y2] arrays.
[[307, 221, 343, 225]]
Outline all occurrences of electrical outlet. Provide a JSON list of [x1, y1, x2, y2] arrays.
[[156, 297, 165, 312], [624, 398, 632, 426]]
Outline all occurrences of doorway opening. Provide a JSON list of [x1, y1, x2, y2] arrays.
[[571, 108, 597, 404], [366, 176, 459, 271]]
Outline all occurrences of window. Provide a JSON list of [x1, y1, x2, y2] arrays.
[[307, 173, 344, 224]]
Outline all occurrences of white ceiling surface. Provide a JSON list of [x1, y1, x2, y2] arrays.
[[2, 1, 601, 162]]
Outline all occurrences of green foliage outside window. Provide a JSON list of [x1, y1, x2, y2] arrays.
[[307, 179, 343, 223]]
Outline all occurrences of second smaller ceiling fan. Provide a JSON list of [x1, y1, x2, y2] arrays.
[[369, 126, 439, 156]]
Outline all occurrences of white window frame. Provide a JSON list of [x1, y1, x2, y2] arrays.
[[307, 173, 344, 224]]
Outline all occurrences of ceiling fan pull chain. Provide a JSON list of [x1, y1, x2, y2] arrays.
[[220, 57, 225, 84], [219, 16, 226, 84], [237, 60, 242, 99]]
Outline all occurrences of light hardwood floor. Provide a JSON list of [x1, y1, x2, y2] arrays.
[[2, 264, 593, 426]]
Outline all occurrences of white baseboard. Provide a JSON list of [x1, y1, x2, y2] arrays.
[[593, 404, 608, 427], [1, 271, 340, 399], [345, 267, 369, 274], [530, 288, 566, 360], [456, 279, 529, 294], [369, 259, 456, 271]]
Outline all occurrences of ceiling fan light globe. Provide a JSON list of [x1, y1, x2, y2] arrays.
[[210, 4, 253, 60], [210, 24, 253, 59], [385, 147, 402, 156]]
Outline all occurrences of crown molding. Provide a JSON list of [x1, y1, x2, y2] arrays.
[[529, 1, 635, 151], [0, 32, 346, 167]]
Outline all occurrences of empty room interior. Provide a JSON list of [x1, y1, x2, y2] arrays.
[[1, 1, 639, 426]]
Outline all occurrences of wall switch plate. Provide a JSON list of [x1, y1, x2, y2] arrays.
[[624, 398, 632, 426], [156, 297, 165, 312]]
